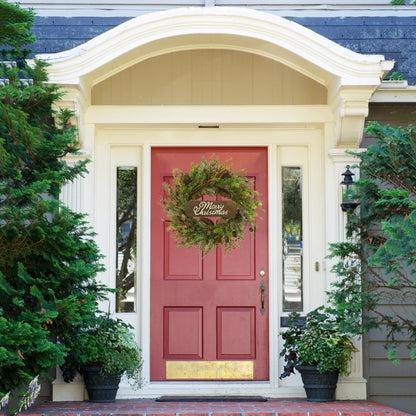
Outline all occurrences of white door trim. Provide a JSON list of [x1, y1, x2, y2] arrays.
[[93, 126, 324, 399]]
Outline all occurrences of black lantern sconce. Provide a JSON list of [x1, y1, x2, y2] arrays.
[[340, 165, 360, 212]]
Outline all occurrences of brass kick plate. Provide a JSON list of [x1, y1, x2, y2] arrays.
[[166, 361, 254, 380]]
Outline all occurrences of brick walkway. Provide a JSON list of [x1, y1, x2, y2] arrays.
[[8, 399, 415, 416]]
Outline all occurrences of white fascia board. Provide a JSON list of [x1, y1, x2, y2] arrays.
[[371, 81, 416, 103]]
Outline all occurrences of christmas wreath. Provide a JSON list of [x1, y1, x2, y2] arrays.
[[163, 157, 262, 254]]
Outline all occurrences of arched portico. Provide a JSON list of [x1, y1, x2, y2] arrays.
[[44, 7, 393, 401], [40, 7, 393, 147]]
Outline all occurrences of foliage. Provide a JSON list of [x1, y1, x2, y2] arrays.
[[280, 308, 357, 377], [0, 392, 9, 411], [388, 71, 405, 81], [328, 122, 416, 363], [390, 0, 405, 5], [282, 167, 302, 237], [17, 376, 41, 413], [68, 314, 143, 389], [0, 376, 40, 415], [163, 157, 263, 254], [0, 2, 35, 49], [0, 1, 109, 405]]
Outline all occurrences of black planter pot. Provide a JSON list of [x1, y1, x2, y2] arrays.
[[81, 365, 122, 403], [296, 365, 339, 402]]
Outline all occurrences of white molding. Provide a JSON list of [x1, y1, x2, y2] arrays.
[[86, 105, 333, 125], [329, 86, 381, 146], [52, 370, 85, 402], [372, 81, 416, 103], [336, 377, 367, 400], [89, 128, 329, 400]]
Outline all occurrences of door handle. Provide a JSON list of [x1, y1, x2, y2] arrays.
[[259, 280, 266, 315]]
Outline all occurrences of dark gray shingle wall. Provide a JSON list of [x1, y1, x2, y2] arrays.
[[291, 17, 416, 85], [32, 17, 129, 54], [362, 103, 416, 415]]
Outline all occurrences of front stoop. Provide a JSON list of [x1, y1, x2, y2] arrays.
[[5, 399, 414, 416]]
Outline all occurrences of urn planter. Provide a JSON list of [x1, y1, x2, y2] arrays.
[[81, 365, 121, 403], [296, 365, 339, 402]]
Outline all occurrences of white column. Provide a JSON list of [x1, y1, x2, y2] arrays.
[[53, 154, 89, 400], [53, 129, 94, 401], [328, 148, 366, 400], [60, 154, 90, 213]]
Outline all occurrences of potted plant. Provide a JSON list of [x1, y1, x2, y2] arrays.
[[280, 307, 357, 402], [69, 314, 143, 402]]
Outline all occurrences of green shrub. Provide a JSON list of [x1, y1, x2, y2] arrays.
[[0, 1, 109, 402]]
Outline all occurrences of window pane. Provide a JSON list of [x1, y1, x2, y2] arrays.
[[282, 167, 303, 312], [116, 167, 137, 313]]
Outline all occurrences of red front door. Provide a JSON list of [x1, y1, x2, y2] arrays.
[[150, 147, 268, 381]]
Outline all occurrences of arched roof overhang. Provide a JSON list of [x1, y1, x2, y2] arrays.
[[38, 7, 394, 146]]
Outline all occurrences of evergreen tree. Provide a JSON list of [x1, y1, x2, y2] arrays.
[[0, 1, 108, 401], [328, 122, 416, 363]]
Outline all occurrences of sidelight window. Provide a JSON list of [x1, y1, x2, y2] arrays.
[[282, 167, 303, 312], [116, 167, 137, 312]]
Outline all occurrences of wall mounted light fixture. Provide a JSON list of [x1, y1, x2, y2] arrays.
[[340, 165, 359, 212]]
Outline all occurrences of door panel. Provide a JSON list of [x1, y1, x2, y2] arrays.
[[164, 225, 202, 280], [164, 307, 203, 359], [217, 307, 256, 358], [217, 228, 254, 280], [151, 147, 268, 381]]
